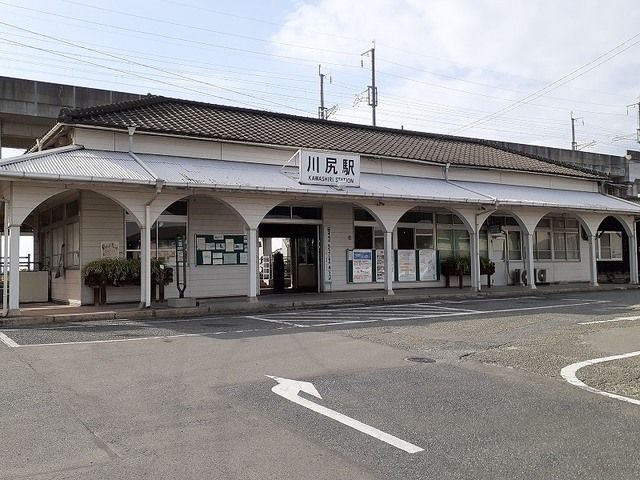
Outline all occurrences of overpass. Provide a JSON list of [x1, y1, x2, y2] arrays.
[[0, 76, 142, 156]]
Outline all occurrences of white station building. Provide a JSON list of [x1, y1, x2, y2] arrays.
[[0, 95, 639, 313]]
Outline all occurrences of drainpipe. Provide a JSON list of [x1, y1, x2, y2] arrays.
[[1, 199, 8, 317], [128, 126, 136, 152]]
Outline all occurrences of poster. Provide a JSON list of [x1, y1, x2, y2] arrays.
[[225, 238, 235, 252], [397, 250, 416, 282], [376, 249, 385, 282], [418, 249, 438, 281], [101, 241, 119, 259], [223, 253, 238, 264], [196, 237, 206, 250], [239, 253, 248, 264], [324, 226, 332, 283], [201, 251, 212, 265], [213, 234, 224, 241], [352, 250, 373, 283]]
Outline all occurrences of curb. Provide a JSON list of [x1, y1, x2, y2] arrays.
[[2, 284, 638, 327]]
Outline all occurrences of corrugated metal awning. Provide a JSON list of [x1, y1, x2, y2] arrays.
[[0, 147, 638, 214]]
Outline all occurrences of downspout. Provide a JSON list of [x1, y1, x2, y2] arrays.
[[1, 198, 8, 317]]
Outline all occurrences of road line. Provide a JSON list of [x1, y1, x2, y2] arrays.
[[438, 296, 537, 304], [560, 351, 640, 406], [0, 331, 19, 347], [578, 315, 640, 325], [14, 326, 293, 348]]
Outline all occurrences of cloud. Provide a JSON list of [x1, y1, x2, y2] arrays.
[[271, 0, 640, 154]]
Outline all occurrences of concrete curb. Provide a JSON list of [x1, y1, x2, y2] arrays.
[[2, 284, 638, 327]]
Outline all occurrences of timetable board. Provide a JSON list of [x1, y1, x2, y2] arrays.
[[195, 233, 248, 266]]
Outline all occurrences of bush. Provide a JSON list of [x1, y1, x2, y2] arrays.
[[83, 258, 136, 287]]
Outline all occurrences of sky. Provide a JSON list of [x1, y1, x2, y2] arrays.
[[1, 0, 640, 158]]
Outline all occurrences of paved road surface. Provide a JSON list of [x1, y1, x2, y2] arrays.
[[1, 290, 640, 479]]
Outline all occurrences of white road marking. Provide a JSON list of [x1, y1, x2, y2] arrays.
[[560, 351, 640, 406], [578, 315, 640, 325], [267, 375, 423, 454], [438, 296, 537, 304], [12, 327, 292, 348], [0, 331, 19, 347]]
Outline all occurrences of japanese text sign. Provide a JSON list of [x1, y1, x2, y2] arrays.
[[299, 150, 360, 187]]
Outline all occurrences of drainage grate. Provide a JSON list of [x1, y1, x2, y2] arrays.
[[405, 357, 436, 364]]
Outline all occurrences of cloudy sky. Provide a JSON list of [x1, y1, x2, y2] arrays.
[[1, 0, 640, 157]]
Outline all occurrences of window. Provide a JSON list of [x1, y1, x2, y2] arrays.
[[265, 206, 322, 220], [125, 201, 188, 265], [354, 226, 373, 249], [597, 231, 623, 261], [415, 228, 433, 249], [65, 222, 80, 267], [374, 229, 384, 249], [66, 200, 79, 218], [354, 208, 375, 222], [51, 205, 64, 223], [436, 213, 469, 259], [397, 227, 415, 250], [399, 211, 432, 224], [507, 231, 522, 260], [534, 216, 581, 261]]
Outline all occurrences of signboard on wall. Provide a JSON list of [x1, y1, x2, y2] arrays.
[[195, 234, 247, 265], [101, 241, 120, 258], [375, 249, 385, 282], [352, 250, 373, 283], [324, 226, 332, 283], [299, 150, 360, 187], [418, 249, 438, 281], [397, 250, 416, 282]]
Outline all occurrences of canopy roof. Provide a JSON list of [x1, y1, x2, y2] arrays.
[[1, 146, 638, 214]]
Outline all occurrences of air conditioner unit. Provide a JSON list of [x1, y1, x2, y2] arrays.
[[535, 268, 547, 283], [512, 269, 522, 285]]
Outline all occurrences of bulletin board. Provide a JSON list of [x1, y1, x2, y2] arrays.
[[195, 233, 248, 266]]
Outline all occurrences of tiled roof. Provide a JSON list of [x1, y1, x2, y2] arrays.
[[56, 95, 602, 179]]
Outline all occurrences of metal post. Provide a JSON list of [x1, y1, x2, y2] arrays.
[[318, 65, 325, 120], [144, 206, 152, 307], [362, 44, 377, 127], [8, 224, 20, 312], [384, 230, 393, 295], [525, 233, 536, 290], [248, 228, 258, 301], [589, 234, 599, 286], [571, 112, 577, 151], [629, 233, 638, 284]]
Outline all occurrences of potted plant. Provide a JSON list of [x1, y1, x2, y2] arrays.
[[441, 255, 470, 289], [480, 257, 496, 288]]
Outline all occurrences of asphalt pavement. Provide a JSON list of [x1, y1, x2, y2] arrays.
[[1, 290, 640, 479]]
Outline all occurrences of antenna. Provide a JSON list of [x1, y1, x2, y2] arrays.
[[361, 41, 377, 126]]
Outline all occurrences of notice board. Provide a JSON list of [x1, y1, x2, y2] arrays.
[[195, 233, 248, 266]]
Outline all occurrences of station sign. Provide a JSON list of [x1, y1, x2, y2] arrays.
[[299, 150, 360, 187]]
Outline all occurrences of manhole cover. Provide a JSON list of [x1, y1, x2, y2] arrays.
[[405, 357, 436, 364]]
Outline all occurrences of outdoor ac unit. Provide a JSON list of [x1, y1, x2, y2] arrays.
[[535, 268, 547, 283], [512, 269, 523, 285]]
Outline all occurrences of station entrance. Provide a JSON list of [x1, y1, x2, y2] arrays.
[[259, 223, 319, 293]]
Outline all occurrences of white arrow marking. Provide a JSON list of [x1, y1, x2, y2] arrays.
[[266, 375, 424, 454]]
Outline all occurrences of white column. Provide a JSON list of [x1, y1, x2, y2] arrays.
[[471, 229, 480, 292], [139, 226, 146, 307], [588, 234, 599, 286], [384, 230, 394, 295], [248, 227, 258, 301], [525, 232, 536, 290], [8, 224, 20, 312], [142, 207, 152, 307], [629, 233, 638, 285]]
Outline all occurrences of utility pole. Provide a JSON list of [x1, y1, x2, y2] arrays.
[[627, 99, 640, 143], [318, 64, 327, 120], [571, 111, 582, 151], [361, 42, 377, 126]]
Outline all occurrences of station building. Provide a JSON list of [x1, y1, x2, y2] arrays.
[[0, 95, 639, 313]]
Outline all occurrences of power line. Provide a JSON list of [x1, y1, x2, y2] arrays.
[[448, 31, 640, 135], [0, 22, 315, 114]]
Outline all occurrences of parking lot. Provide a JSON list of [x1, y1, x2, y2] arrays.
[[1, 290, 640, 479]]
